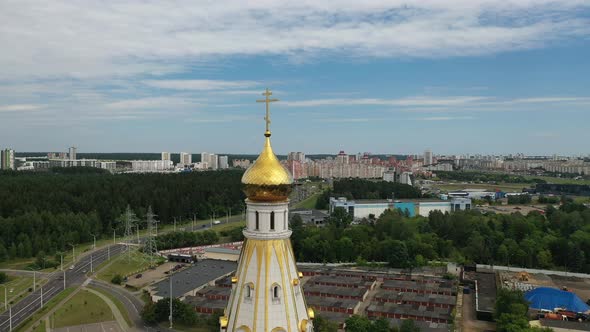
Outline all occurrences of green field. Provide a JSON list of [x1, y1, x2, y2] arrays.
[[87, 286, 133, 327], [52, 289, 113, 328], [293, 192, 321, 209], [15, 287, 76, 332], [96, 250, 161, 283]]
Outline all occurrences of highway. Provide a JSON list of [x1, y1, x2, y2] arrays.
[[0, 244, 126, 332], [0, 214, 245, 331]]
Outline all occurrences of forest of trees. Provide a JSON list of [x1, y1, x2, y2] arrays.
[[315, 179, 422, 209], [435, 171, 546, 184], [291, 201, 590, 273], [0, 169, 246, 262]]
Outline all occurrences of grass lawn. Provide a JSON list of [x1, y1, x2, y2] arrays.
[[52, 289, 113, 328], [96, 250, 160, 283], [31, 323, 46, 332], [213, 220, 245, 233], [0, 276, 36, 308], [87, 286, 133, 327], [293, 192, 321, 209], [15, 287, 75, 332]]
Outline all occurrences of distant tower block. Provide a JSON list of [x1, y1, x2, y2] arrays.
[[220, 89, 314, 332]]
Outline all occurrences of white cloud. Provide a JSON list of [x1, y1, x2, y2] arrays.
[[414, 116, 474, 121], [282, 96, 488, 107], [0, 104, 43, 112], [105, 97, 200, 109], [0, 1, 588, 79], [142, 80, 260, 91]]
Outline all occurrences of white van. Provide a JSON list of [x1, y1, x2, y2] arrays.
[[213, 220, 221, 225]]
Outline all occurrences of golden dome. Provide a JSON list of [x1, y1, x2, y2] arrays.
[[242, 136, 293, 201]]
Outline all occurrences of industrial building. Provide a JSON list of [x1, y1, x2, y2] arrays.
[[329, 197, 472, 219]]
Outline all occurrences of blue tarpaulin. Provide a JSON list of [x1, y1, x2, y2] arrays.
[[525, 287, 590, 313]]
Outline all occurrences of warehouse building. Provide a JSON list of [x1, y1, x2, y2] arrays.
[[329, 197, 472, 219]]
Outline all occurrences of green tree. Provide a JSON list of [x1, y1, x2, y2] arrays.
[[111, 274, 123, 285], [0, 272, 8, 284], [399, 319, 420, 332], [313, 315, 339, 332], [345, 315, 372, 332]]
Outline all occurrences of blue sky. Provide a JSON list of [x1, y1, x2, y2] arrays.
[[0, 1, 589, 155]]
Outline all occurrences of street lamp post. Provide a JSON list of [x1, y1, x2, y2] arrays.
[[68, 243, 76, 264], [1, 285, 7, 311], [169, 274, 173, 329], [90, 233, 96, 250]]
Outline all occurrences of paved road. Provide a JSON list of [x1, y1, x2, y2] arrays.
[[0, 215, 241, 332], [0, 245, 126, 332], [88, 280, 144, 329]]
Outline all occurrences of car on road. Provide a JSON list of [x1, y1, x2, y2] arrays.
[[135, 273, 143, 279], [69, 265, 75, 270], [213, 220, 221, 225]]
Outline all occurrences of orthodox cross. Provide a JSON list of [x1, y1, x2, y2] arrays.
[[256, 88, 279, 137]]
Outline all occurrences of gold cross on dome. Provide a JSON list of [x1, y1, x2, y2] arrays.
[[256, 88, 279, 137]]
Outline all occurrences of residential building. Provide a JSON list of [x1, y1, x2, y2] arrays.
[[68, 146, 77, 160], [161, 152, 171, 161], [180, 152, 192, 165], [1, 148, 15, 170], [424, 149, 433, 166], [131, 160, 173, 172], [219, 155, 229, 169]]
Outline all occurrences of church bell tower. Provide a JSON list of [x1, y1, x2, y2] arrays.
[[219, 89, 314, 332]]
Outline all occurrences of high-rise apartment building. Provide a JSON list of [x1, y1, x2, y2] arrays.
[[161, 152, 171, 161], [1, 149, 15, 170], [69, 146, 77, 161], [180, 152, 192, 165], [424, 149, 433, 166], [287, 151, 306, 163], [219, 155, 229, 169]]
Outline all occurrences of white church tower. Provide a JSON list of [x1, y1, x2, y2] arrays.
[[220, 89, 314, 332]]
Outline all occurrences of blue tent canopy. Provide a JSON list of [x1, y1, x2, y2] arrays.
[[525, 287, 590, 313]]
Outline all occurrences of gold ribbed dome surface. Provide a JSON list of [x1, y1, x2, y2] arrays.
[[242, 137, 293, 201]]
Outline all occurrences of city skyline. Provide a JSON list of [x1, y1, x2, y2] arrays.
[[1, 1, 589, 154]]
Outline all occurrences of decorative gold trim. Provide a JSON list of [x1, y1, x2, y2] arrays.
[[307, 307, 315, 320], [237, 325, 252, 332], [300, 319, 308, 332], [219, 316, 228, 328], [292, 278, 300, 286], [298, 272, 303, 279], [231, 276, 238, 283], [275, 240, 292, 332]]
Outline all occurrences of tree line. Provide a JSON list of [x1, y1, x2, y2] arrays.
[[0, 169, 246, 263], [291, 201, 590, 273], [435, 171, 546, 184]]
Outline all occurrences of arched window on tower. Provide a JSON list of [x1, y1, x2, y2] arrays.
[[244, 283, 254, 303], [271, 284, 281, 304], [255, 211, 259, 230], [270, 211, 275, 231]]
